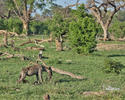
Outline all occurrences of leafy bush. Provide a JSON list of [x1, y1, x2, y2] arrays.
[[103, 58, 125, 74], [0, 19, 6, 30], [4, 18, 23, 34], [69, 4, 97, 54], [47, 13, 68, 39], [0, 18, 23, 34]]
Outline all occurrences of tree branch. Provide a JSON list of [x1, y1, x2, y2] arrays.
[[0, 10, 11, 19], [0, 30, 18, 36], [27, 2, 34, 20], [12, 0, 22, 17], [0, 52, 30, 60]]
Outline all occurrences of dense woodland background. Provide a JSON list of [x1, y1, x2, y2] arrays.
[[0, 0, 125, 40]]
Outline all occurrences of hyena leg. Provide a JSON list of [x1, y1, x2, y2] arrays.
[[46, 67, 52, 81], [38, 67, 43, 83], [34, 74, 39, 84], [18, 71, 26, 83]]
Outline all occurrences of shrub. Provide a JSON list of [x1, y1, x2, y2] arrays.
[[4, 18, 23, 34], [103, 58, 125, 74], [0, 19, 6, 30], [47, 13, 68, 39], [69, 4, 97, 54]]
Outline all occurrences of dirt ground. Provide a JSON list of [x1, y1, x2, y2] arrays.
[[96, 43, 125, 50]]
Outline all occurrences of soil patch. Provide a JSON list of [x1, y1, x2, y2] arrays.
[[96, 43, 125, 50]]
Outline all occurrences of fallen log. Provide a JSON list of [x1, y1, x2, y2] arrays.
[[0, 44, 8, 48], [37, 59, 84, 80], [0, 31, 16, 48], [0, 52, 30, 60], [0, 30, 18, 36], [25, 46, 45, 51], [35, 38, 52, 43], [20, 38, 52, 46], [20, 40, 35, 46], [3, 32, 8, 46]]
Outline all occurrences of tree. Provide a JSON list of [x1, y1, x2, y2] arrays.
[[86, 0, 125, 41], [47, 5, 70, 51], [48, 13, 68, 51], [5, 0, 52, 35], [69, 4, 97, 54]]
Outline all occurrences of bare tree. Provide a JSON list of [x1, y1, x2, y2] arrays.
[[86, 0, 125, 41], [5, 0, 52, 35]]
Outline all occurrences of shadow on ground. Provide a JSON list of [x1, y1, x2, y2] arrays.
[[107, 55, 125, 57]]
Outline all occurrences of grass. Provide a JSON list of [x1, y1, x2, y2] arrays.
[[0, 35, 125, 100]]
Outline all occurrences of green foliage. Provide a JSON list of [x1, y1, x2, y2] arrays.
[[0, 18, 51, 35], [5, 18, 23, 34], [48, 13, 68, 39], [46, 4, 71, 39], [0, 19, 6, 30], [110, 21, 125, 38], [29, 21, 49, 35], [72, 4, 90, 18], [69, 5, 97, 54], [103, 58, 125, 74], [0, 18, 23, 34]]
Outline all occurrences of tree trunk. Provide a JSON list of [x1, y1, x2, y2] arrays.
[[55, 39, 63, 51], [102, 26, 110, 41], [22, 20, 29, 35]]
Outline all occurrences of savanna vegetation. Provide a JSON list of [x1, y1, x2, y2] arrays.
[[0, 0, 125, 100]]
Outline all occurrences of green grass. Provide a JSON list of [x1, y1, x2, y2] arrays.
[[0, 35, 125, 100]]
